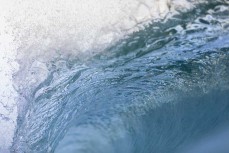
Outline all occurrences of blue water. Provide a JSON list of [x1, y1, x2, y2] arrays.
[[12, 1, 229, 153]]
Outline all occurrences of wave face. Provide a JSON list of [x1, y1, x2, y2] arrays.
[[7, 0, 229, 153]]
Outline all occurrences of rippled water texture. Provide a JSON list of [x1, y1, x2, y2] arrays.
[[0, 0, 229, 153]]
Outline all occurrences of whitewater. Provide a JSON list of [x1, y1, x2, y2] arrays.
[[0, 0, 229, 153]]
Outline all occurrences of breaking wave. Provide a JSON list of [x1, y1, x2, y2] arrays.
[[1, 0, 229, 152]]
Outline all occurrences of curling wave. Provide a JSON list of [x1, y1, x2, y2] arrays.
[[0, 0, 229, 153]]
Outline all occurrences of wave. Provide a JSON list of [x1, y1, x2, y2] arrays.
[[1, 0, 228, 152]]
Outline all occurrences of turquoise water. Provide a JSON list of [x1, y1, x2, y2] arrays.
[[12, 1, 229, 153]]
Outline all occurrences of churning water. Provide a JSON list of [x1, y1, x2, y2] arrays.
[[0, 0, 229, 153]]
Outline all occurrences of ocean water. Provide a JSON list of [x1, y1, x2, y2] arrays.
[[0, 0, 229, 153]]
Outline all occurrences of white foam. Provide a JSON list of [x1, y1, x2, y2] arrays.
[[8, 0, 195, 56], [10, 0, 173, 55], [0, 1, 19, 152]]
